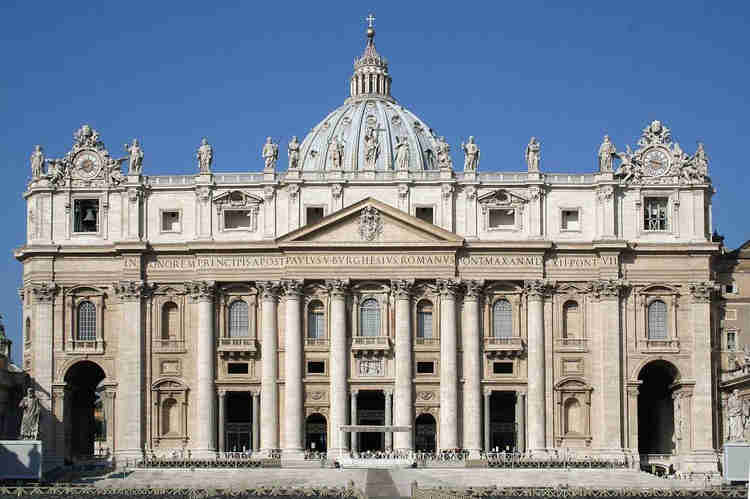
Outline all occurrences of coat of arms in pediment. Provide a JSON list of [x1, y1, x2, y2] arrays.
[[358, 206, 383, 241], [477, 189, 527, 213], [213, 190, 263, 209], [612, 120, 709, 186]]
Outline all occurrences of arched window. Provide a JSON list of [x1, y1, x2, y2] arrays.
[[647, 300, 667, 339], [307, 300, 325, 339], [360, 298, 380, 337], [162, 398, 178, 435], [563, 301, 579, 339], [564, 398, 582, 434], [228, 300, 249, 338], [416, 300, 433, 339], [161, 302, 179, 340], [492, 299, 513, 338], [77, 301, 96, 341]]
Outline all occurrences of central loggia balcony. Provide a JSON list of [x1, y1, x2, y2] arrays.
[[152, 338, 186, 353], [67, 339, 105, 354], [483, 336, 524, 358], [554, 337, 589, 352], [351, 336, 392, 357], [217, 337, 258, 359]]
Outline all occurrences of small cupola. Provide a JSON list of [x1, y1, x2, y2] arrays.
[[350, 14, 392, 99]]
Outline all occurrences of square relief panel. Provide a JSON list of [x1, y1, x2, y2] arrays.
[[562, 358, 584, 376], [358, 358, 384, 377], [160, 359, 181, 375]]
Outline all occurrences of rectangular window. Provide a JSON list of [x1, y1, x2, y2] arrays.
[[415, 207, 434, 224], [493, 362, 513, 375], [161, 210, 181, 232], [489, 208, 515, 229], [561, 209, 580, 230], [725, 283, 738, 294], [227, 363, 249, 375], [73, 199, 99, 233], [416, 361, 434, 374], [224, 210, 252, 229], [727, 330, 737, 351], [644, 198, 668, 231], [306, 207, 325, 225], [307, 361, 325, 374]]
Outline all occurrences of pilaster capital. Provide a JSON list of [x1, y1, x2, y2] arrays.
[[186, 280, 216, 302], [463, 280, 485, 301], [688, 281, 718, 303], [351, 389, 359, 397], [436, 278, 461, 298], [587, 279, 629, 300], [390, 279, 414, 300], [281, 279, 303, 298], [383, 388, 393, 397], [218, 389, 227, 398], [257, 281, 282, 302], [325, 279, 350, 297], [523, 279, 554, 300], [483, 387, 493, 397], [103, 390, 117, 400], [30, 281, 58, 303], [113, 280, 152, 302]]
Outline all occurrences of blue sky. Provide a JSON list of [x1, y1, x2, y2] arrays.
[[1, 1, 748, 361]]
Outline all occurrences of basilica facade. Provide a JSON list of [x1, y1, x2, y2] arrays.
[[16, 23, 722, 473]]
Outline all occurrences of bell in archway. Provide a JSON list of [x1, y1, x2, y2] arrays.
[[83, 209, 97, 223]]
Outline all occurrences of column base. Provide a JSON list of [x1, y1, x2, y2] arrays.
[[682, 450, 720, 474], [115, 449, 144, 467], [466, 448, 482, 460], [258, 448, 281, 459], [281, 448, 306, 466], [189, 449, 217, 460]]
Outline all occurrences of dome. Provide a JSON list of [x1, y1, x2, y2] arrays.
[[298, 21, 442, 172]]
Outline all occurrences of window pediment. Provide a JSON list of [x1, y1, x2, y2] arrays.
[[213, 190, 263, 208], [554, 377, 593, 393], [477, 189, 527, 209]]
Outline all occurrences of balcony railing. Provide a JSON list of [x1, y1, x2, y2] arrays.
[[217, 337, 258, 358], [351, 336, 391, 357], [415, 337, 440, 347], [638, 338, 679, 353], [304, 338, 329, 348], [555, 338, 588, 351], [68, 339, 105, 354], [152, 338, 186, 353], [483, 337, 524, 358]]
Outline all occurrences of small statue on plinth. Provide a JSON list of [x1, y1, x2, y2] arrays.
[[461, 136, 480, 171], [262, 137, 279, 170], [525, 137, 540, 172], [18, 387, 40, 440], [124, 139, 144, 175], [196, 138, 213, 173], [30, 145, 45, 180]]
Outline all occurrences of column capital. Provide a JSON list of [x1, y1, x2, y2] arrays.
[[281, 279, 303, 298], [383, 388, 393, 396], [257, 281, 282, 302], [587, 278, 629, 300], [351, 389, 359, 396], [187, 280, 215, 302], [483, 387, 493, 397], [325, 279, 350, 297], [113, 279, 153, 302], [688, 281, 718, 303], [218, 389, 228, 398], [390, 279, 415, 300], [436, 278, 461, 297], [30, 281, 58, 303], [463, 280, 485, 301], [523, 279, 554, 300]]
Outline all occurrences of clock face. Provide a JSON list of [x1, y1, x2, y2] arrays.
[[73, 151, 101, 179], [643, 148, 669, 176]]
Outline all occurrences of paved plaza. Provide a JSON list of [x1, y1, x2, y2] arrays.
[[87, 468, 715, 498]]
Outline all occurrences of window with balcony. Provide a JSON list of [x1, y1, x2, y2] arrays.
[[228, 300, 249, 338], [307, 300, 325, 340], [77, 301, 96, 341], [647, 300, 667, 339], [416, 300, 433, 340], [360, 298, 380, 337], [492, 299, 512, 338], [644, 198, 668, 231]]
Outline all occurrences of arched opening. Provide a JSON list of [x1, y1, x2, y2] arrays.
[[228, 300, 249, 338], [562, 301, 579, 338], [76, 301, 96, 340], [416, 300, 433, 339], [647, 300, 668, 339], [415, 413, 437, 452], [638, 360, 678, 455], [359, 298, 380, 337], [492, 299, 513, 338], [307, 300, 325, 340], [305, 413, 327, 452], [161, 302, 179, 340], [64, 360, 106, 459]]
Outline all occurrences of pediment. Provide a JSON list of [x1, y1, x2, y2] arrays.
[[277, 197, 463, 247], [477, 189, 527, 206], [213, 190, 263, 207]]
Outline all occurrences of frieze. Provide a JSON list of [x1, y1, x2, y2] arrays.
[[30, 281, 58, 303], [113, 280, 152, 301], [547, 255, 618, 268], [186, 280, 216, 301], [689, 281, 718, 303]]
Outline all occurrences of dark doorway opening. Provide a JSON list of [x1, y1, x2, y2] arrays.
[[490, 391, 517, 451], [415, 413, 437, 452], [226, 392, 252, 452], [305, 413, 327, 451], [638, 360, 678, 455], [64, 361, 106, 459], [356, 390, 384, 452]]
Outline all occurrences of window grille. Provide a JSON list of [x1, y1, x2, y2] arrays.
[[77, 301, 97, 341], [416, 301, 433, 339], [493, 299, 513, 338], [228, 300, 249, 338], [360, 298, 380, 337], [644, 198, 668, 231], [307, 301, 325, 339], [647, 300, 668, 339]]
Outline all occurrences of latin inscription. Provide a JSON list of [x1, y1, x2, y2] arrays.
[[548, 255, 618, 267]]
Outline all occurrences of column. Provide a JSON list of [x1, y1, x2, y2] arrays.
[[596, 280, 625, 451], [524, 280, 547, 453], [282, 279, 304, 460], [462, 281, 483, 457], [113, 280, 149, 462], [30, 282, 57, 466], [516, 391, 526, 453], [688, 282, 717, 471], [218, 390, 226, 453], [189, 280, 216, 458], [350, 390, 358, 453], [438, 279, 459, 450], [252, 391, 260, 452], [392, 280, 414, 451], [326, 279, 349, 457], [258, 281, 280, 455], [385, 389, 393, 451], [484, 389, 491, 452]]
